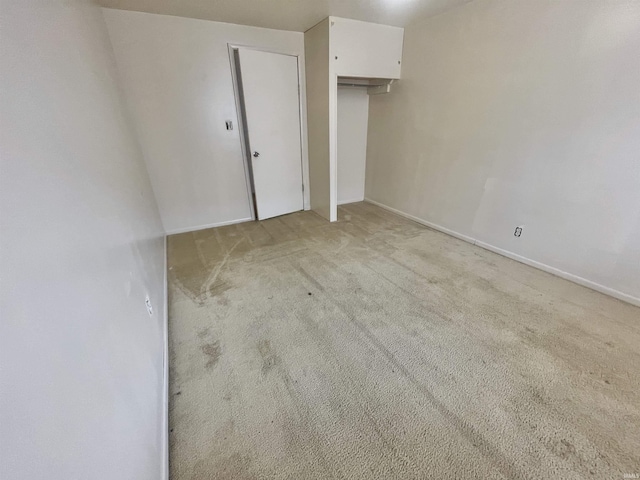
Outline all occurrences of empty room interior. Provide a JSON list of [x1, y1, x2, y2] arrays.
[[2, 0, 640, 478]]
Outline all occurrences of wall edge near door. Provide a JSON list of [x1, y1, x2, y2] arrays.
[[166, 217, 252, 236], [364, 198, 640, 308], [161, 234, 169, 480]]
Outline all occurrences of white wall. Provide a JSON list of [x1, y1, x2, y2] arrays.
[[337, 87, 369, 205], [0, 1, 167, 479], [103, 9, 308, 234], [366, 0, 640, 304]]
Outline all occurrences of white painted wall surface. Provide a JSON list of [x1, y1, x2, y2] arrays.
[[0, 1, 167, 479], [330, 16, 404, 79], [337, 87, 369, 205], [102, 9, 308, 234], [305, 19, 332, 220], [365, 0, 640, 303]]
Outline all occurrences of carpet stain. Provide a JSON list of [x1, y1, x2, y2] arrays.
[[257, 339, 280, 375], [197, 327, 210, 339], [201, 341, 221, 369], [208, 281, 231, 298]]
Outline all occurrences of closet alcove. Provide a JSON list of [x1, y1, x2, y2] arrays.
[[305, 17, 404, 221]]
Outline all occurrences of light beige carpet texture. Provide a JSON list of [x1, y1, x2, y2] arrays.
[[168, 202, 640, 479]]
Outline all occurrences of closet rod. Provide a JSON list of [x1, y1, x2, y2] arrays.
[[337, 82, 386, 87]]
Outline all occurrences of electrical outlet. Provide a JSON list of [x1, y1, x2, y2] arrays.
[[145, 295, 153, 316], [514, 226, 523, 237]]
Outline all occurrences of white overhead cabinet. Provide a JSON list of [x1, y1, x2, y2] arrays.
[[330, 17, 404, 79], [305, 17, 404, 221]]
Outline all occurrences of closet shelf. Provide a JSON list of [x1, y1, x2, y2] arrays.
[[337, 77, 395, 95]]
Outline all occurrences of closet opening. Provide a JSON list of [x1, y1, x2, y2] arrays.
[[336, 77, 394, 220]]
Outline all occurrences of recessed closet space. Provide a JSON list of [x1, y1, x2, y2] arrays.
[[337, 84, 369, 206], [305, 16, 404, 221]]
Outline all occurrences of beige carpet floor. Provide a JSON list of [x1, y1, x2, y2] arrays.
[[168, 202, 640, 479]]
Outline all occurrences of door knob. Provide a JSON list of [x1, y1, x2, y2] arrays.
[[253, 151, 260, 158]]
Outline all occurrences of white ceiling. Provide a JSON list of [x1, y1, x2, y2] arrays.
[[97, 0, 473, 32]]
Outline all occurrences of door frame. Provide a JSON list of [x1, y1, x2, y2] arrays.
[[228, 43, 310, 220]]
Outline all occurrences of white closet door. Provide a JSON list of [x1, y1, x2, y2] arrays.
[[238, 48, 304, 220]]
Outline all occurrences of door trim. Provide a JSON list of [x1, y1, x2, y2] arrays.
[[227, 43, 310, 219]]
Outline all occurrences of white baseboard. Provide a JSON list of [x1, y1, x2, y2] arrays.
[[365, 198, 476, 244], [161, 234, 169, 480], [338, 197, 365, 206], [165, 217, 252, 236], [364, 198, 640, 307]]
